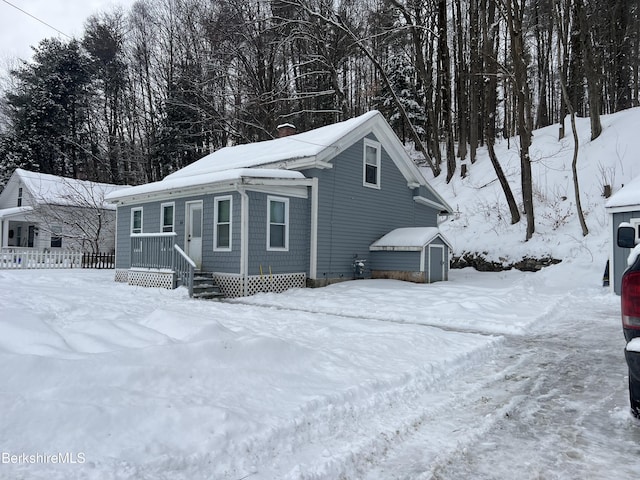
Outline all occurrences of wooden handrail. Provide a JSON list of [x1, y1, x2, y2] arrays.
[[173, 244, 195, 297]]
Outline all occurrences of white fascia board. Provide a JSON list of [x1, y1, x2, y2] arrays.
[[240, 177, 314, 188], [414, 195, 448, 212], [261, 157, 333, 171], [0, 206, 34, 219], [606, 205, 640, 214], [107, 182, 239, 206], [241, 177, 313, 199], [243, 185, 309, 199], [110, 175, 315, 206]]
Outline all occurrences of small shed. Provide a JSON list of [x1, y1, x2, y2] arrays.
[[605, 175, 640, 294], [369, 227, 451, 283]]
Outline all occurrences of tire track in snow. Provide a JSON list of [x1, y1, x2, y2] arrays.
[[226, 299, 511, 337], [227, 338, 519, 480], [361, 290, 640, 480]]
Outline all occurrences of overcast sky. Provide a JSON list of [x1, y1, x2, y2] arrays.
[[0, 0, 137, 67]]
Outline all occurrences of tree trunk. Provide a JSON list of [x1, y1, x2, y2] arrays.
[[504, 0, 534, 240], [438, 0, 456, 182], [483, 0, 520, 225], [575, 0, 602, 140]]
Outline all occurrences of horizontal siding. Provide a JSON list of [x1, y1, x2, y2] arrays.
[[246, 191, 310, 275], [309, 133, 439, 280], [115, 192, 242, 272], [370, 251, 421, 271]]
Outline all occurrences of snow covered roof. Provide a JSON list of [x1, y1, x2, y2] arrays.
[[0, 206, 33, 219], [106, 168, 307, 202], [605, 174, 640, 211], [370, 227, 451, 251], [107, 110, 452, 212], [11, 169, 125, 210], [165, 111, 380, 180]]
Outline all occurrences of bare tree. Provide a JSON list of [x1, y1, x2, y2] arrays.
[[483, 0, 521, 225], [554, 0, 588, 236], [501, 0, 535, 240], [28, 178, 117, 253], [281, 0, 441, 177]]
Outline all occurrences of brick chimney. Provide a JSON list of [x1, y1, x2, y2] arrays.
[[276, 123, 297, 138]]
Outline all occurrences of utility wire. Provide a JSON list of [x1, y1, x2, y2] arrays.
[[1, 0, 71, 39]]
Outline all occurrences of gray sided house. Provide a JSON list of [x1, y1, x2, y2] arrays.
[[0, 168, 122, 253], [606, 175, 640, 294], [106, 111, 453, 297]]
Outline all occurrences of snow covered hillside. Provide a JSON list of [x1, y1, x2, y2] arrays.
[[427, 107, 640, 267]]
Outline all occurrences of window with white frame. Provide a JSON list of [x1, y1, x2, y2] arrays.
[[267, 196, 289, 251], [161, 203, 174, 232], [214, 196, 232, 251], [50, 225, 62, 248], [17, 187, 23, 207], [131, 207, 143, 234], [363, 138, 381, 188]]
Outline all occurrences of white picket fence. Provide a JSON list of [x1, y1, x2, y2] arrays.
[[0, 248, 82, 269]]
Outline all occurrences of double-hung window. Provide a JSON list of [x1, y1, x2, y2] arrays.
[[161, 203, 174, 233], [50, 225, 62, 248], [267, 196, 289, 251], [131, 207, 143, 234], [363, 138, 381, 188], [214, 196, 232, 251], [17, 187, 23, 207]]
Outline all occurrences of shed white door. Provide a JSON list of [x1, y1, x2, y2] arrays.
[[428, 244, 445, 282], [185, 201, 203, 269]]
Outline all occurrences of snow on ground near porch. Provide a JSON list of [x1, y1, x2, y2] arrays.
[[0, 255, 622, 480]]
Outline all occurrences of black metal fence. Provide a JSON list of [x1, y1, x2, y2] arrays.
[[82, 252, 115, 269]]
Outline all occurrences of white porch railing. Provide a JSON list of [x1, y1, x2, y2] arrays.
[[0, 248, 82, 269], [130, 233, 177, 269], [129, 233, 196, 297]]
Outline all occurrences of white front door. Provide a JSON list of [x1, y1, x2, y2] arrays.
[[185, 201, 203, 269]]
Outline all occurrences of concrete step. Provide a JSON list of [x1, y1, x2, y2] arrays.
[[191, 271, 223, 300]]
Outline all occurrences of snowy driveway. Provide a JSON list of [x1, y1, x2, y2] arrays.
[[0, 264, 638, 479]]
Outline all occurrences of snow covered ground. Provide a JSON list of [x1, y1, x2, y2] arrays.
[[3, 108, 640, 478], [0, 261, 638, 479]]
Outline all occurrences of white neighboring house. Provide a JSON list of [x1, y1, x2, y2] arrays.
[[0, 169, 126, 253]]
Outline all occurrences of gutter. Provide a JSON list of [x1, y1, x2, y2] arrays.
[[236, 185, 250, 297]]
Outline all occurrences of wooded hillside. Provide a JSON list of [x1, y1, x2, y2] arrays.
[[0, 0, 637, 194]]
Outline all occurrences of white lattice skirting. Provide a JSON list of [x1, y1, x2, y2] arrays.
[[114, 269, 128, 283], [214, 272, 306, 297], [115, 269, 305, 297], [123, 268, 175, 290]]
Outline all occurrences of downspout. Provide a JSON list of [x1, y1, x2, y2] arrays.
[[309, 177, 319, 281], [236, 185, 250, 297]]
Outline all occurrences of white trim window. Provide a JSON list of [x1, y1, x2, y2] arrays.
[[17, 187, 23, 207], [161, 202, 175, 233], [363, 138, 381, 188], [267, 196, 289, 251], [50, 225, 62, 248], [131, 207, 143, 234], [214, 195, 232, 251]]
